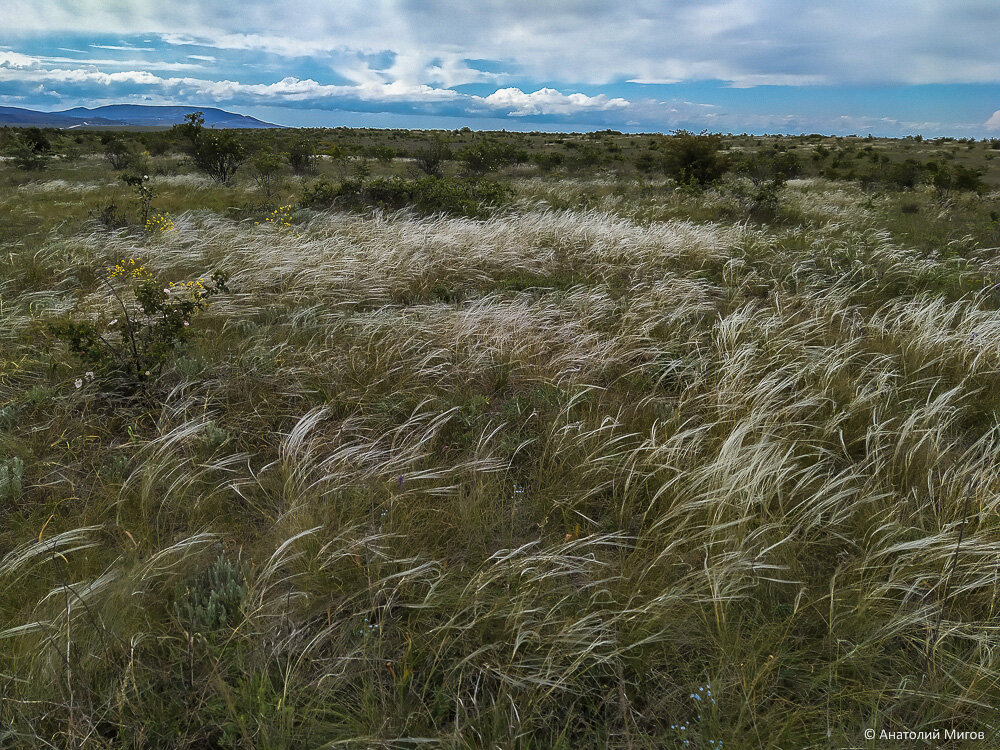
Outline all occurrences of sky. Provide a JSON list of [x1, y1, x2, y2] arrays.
[[2, 1, 1000, 136]]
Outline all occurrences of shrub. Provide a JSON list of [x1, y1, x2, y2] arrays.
[[414, 135, 452, 176], [5, 134, 50, 171], [364, 145, 396, 163], [529, 152, 563, 173], [929, 163, 986, 195], [248, 148, 285, 199], [287, 138, 317, 175], [662, 130, 728, 187], [173, 112, 246, 183], [48, 257, 229, 393], [458, 138, 528, 176], [194, 131, 247, 183], [103, 136, 136, 170], [142, 132, 172, 156], [90, 200, 129, 230], [302, 175, 512, 218], [20, 127, 51, 154], [884, 159, 923, 190], [950, 164, 986, 193], [738, 149, 800, 188], [633, 151, 658, 173]]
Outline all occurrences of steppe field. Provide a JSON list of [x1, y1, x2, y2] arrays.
[[4, 127, 1000, 747]]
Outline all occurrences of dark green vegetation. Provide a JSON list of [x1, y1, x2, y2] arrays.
[[3, 123, 1000, 747]]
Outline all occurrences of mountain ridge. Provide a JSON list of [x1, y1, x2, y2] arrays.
[[0, 105, 282, 129]]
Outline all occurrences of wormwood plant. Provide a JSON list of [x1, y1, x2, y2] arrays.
[[0, 457, 24, 501], [174, 556, 247, 635], [48, 257, 229, 392]]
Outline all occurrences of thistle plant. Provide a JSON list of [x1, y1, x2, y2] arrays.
[[122, 172, 154, 226], [49, 256, 229, 393]]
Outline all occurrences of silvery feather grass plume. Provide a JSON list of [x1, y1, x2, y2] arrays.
[[5, 160, 1000, 748]]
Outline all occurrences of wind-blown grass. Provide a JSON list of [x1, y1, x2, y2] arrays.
[[3, 177, 1000, 747]]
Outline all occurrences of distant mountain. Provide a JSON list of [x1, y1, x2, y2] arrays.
[[0, 106, 119, 128], [0, 105, 282, 129]]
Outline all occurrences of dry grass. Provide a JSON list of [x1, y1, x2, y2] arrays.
[[3, 176, 1000, 747]]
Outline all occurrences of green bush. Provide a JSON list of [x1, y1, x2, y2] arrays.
[[286, 137, 317, 175], [662, 130, 728, 187], [533, 151, 565, 173], [413, 135, 452, 176], [301, 175, 512, 218], [884, 159, 924, 190], [103, 136, 137, 171], [5, 133, 50, 171], [173, 112, 246, 183], [48, 257, 229, 394], [458, 138, 528, 176], [738, 149, 800, 188], [928, 163, 986, 195], [248, 147, 285, 199]]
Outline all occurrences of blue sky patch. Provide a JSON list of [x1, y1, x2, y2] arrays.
[[2, 2, 999, 135]]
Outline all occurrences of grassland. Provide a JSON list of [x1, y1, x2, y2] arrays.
[[3, 127, 1000, 747]]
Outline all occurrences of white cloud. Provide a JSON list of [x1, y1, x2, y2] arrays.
[[4, 1, 1000, 87], [0, 60, 628, 118], [0, 52, 40, 69], [90, 44, 156, 51], [482, 88, 629, 116], [986, 110, 1000, 130]]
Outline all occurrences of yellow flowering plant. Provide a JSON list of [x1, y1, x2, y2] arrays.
[[259, 204, 295, 228], [144, 211, 175, 233], [49, 256, 229, 392]]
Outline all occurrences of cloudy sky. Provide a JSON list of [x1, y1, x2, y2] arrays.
[[2, 0, 1000, 135]]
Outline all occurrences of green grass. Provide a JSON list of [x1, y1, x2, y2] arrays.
[[3, 131, 1000, 747]]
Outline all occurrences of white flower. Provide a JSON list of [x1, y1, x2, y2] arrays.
[[183, 321, 190, 327], [74, 378, 83, 389], [85, 371, 94, 381]]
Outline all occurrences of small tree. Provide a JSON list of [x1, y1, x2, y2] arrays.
[[104, 136, 136, 170], [173, 111, 206, 145], [194, 132, 246, 184], [6, 134, 50, 171], [173, 112, 246, 184], [414, 135, 452, 176], [287, 138, 317, 175], [249, 148, 285, 199], [662, 130, 728, 187], [21, 127, 51, 155]]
